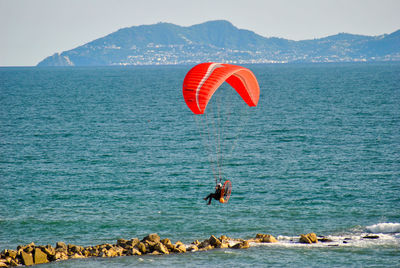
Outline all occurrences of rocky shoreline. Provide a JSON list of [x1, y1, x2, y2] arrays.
[[0, 232, 331, 267]]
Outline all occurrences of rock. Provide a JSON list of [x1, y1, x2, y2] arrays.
[[299, 233, 318, 244], [56, 242, 67, 251], [68, 244, 84, 255], [127, 238, 140, 248], [187, 245, 198, 252], [33, 248, 48, 264], [192, 240, 200, 246], [232, 240, 250, 249], [54, 251, 69, 260], [142, 233, 160, 243], [219, 235, 229, 241], [70, 253, 85, 259], [209, 235, 222, 247], [256, 234, 278, 243], [218, 241, 230, 248], [126, 248, 141, 256], [173, 241, 186, 253], [4, 249, 18, 259], [20, 251, 33, 266], [137, 242, 146, 254], [40, 245, 55, 258], [198, 245, 213, 251], [161, 238, 174, 252], [154, 242, 169, 254], [363, 235, 379, 239], [117, 239, 128, 248], [318, 237, 333, 243], [0, 260, 7, 268], [198, 240, 211, 249]]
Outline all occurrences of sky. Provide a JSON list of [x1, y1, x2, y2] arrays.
[[1, 0, 399, 66]]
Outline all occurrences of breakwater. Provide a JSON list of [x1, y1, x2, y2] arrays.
[[0, 232, 327, 267]]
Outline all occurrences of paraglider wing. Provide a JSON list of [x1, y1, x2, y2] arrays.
[[182, 62, 260, 114]]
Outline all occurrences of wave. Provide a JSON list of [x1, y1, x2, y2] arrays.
[[366, 222, 400, 233]]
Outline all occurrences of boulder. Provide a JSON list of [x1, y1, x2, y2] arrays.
[[192, 240, 200, 246], [54, 251, 68, 260], [56, 242, 67, 251], [3, 249, 17, 259], [40, 245, 55, 259], [154, 242, 169, 254], [187, 245, 198, 252], [20, 251, 33, 266], [173, 241, 186, 253], [117, 239, 129, 248], [142, 233, 160, 243], [33, 248, 48, 264], [232, 240, 250, 249], [126, 248, 141, 256], [299, 233, 318, 244], [137, 242, 146, 254], [318, 237, 333, 243], [256, 234, 278, 243], [68, 244, 84, 255], [127, 238, 140, 248], [209, 235, 222, 247], [161, 238, 173, 250], [197, 240, 211, 249], [70, 253, 85, 259]]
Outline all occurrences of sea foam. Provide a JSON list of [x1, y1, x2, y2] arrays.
[[366, 223, 400, 233]]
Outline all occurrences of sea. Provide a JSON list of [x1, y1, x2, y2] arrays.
[[0, 62, 399, 267]]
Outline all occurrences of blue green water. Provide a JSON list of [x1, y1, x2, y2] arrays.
[[1, 63, 399, 267]]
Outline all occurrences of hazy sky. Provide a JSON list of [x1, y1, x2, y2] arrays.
[[1, 0, 399, 66]]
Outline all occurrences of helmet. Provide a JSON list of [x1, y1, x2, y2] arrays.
[[217, 183, 222, 187]]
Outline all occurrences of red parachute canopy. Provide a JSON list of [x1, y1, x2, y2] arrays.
[[182, 62, 260, 114]]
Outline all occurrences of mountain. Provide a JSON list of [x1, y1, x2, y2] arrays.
[[37, 20, 400, 66]]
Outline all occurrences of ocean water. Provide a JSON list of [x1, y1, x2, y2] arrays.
[[0, 63, 399, 267]]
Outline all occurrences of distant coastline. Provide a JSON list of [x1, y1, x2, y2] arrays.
[[37, 20, 400, 67]]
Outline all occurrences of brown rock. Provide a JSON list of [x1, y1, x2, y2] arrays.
[[154, 242, 169, 254], [117, 239, 128, 248], [299, 233, 318, 244], [319, 237, 333, 243], [56, 242, 67, 251], [40, 245, 55, 258], [232, 240, 250, 249], [127, 238, 140, 248], [137, 242, 146, 254], [209, 235, 222, 247], [173, 241, 186, 253], [142, 233, 160, 243], [198, 240, 211, 249], [219, 235, 229, 241], [70, 253, 85, 259], [68, 244, 84, 255], [218, 241, 230, 249], [187, 245, 198, 252], [126, 248, 141, 256], [198, 245, 213, 251], [161, 238, 173, 247], [262, 235, 278, 243], [20, 251, 33, 266], [192, 240, 200, 246], [33, 248, 48, 264], [54, 251, 68, 260], [3, 249, 18, 259]]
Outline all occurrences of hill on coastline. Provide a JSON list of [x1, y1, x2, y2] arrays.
[[37, 20, 400, 66]]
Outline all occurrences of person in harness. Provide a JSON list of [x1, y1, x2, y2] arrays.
[[204, 183, 223, 205]]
